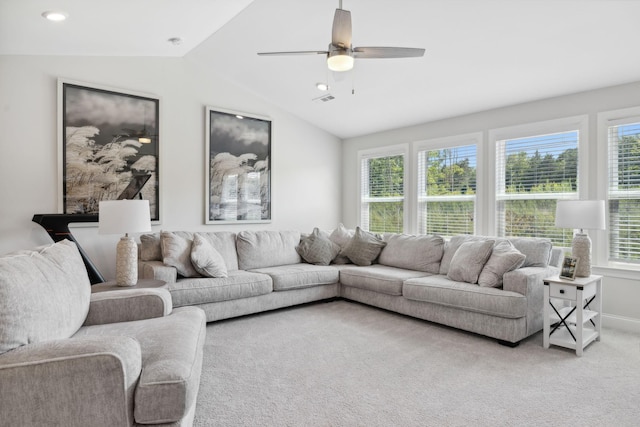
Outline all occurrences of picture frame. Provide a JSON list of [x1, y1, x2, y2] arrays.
[[560, 256, 579, 280], [205, 107, 271, 224], [58, 79, 161, 222]]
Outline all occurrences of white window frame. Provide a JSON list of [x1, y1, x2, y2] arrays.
[[596, 106, 640, 271], [488, 115, 589, 239], [357, 144, 409, 233], [412, 132, 484, 236]]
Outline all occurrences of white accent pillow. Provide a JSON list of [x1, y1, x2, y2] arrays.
[[447, 240, 495, 284], [478, 241, 526, 287], [161, 231, 200, 278], [191, 233, 228, 278], [329, 223, 354, 264]]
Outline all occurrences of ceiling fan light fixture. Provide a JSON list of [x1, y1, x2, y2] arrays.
[[327, 50, 354, 72]]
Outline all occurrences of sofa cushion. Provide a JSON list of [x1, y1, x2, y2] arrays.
[[190, 233, 228, 278], [0, 240, 91, 354], [509, 237, 553, 268], [161, 231, 200, 278], [140, 233, 162, 261], [237, 230, 301, 270], [403, 276, 527, 318], [478, 241, 526, 288], [168, 271, 273, 307], [340, 265, 432, 296], [340, 227, 387, 266], [378, 234, 444, 273], [447, 240, 494, 284], [329, 223, 354, 264], [194, 231, 239, 271], [75, 306, 206, 424], [296, 228, 341, 266], [251, 263, 339, 291]]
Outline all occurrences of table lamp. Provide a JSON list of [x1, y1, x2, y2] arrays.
[[99, 200, 152, 286], [555, 200, 606, 277]]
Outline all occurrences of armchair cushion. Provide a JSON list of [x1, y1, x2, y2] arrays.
[[0, 240, 90, 354], [74, 306, 207, 424], [84, 288, 173, 326]]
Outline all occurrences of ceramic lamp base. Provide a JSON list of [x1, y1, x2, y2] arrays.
[[572, 233, 591, 278], [116, 235, 138, 286]]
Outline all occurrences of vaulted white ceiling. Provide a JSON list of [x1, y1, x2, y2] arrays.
[[3, 0, 640, 139]]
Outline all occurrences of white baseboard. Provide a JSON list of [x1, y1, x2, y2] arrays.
[[602, 314, 640, 334]]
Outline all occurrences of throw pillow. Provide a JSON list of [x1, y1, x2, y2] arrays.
[[297, 228, 341, 266], [190, 233, 228, 278], [447, 239, 495, 284], [329, 223, 355, 264], [161, 231, 200, 278], [139, 233, 162, 261], [478, 240, 526, 288], [339, 227, 387, 266]]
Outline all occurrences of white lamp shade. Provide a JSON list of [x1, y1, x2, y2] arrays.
[[99, 200, 152, 235], [555, 200, 606, 230]]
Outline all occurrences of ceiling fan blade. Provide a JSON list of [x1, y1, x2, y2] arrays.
[[258, 51, 328, 56], [332, 8, 352, 48], [353, 46, 425, 59]]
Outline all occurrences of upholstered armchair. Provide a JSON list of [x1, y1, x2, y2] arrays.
[[0, 240, 206, 427]]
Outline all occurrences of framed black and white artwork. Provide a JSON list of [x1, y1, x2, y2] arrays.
[[205, 107, 271, 224], [58, 79, 160, 221]]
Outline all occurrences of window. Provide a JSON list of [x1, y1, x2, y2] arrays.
[[495, 129, 579, 246], [608, 120, 640, 263], [359, 147, 406, 233], [417, 143, 477, 236]]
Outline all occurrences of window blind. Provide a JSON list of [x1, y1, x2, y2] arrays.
[[417, 145, 476, 236], [496, 130, 578, 246], [608, 121, 640, 263], [360, 153, 404, 233]]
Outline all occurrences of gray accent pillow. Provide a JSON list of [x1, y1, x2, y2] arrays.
[[509, 237, 553, 267], [0, 240, 91, 354], [139, 233, 162, 261], [329, 223, 354, 264], [161, 231, 200, 278], [447, 239, 495, 284], [297, 228, 341, 266], [191, 233, 228, 278], [478, 240, 526, 288], [378, 233, 444, 273], [340, 227, 387, 266]]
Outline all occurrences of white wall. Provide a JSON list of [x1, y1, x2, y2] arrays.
[[342, 81, 640, 331], [0, 55, 342, 279]]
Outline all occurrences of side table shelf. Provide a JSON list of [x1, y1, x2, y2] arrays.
[[543, 274, 602, 357], [92, 279, 168, 293]]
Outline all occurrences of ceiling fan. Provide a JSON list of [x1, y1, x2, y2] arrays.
[[257, 1, 425, 72]]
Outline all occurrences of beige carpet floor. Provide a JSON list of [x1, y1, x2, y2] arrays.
[[193, 300, 640, 426]]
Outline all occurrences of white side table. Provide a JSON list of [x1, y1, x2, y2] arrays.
[[543, 275, 602, 356]]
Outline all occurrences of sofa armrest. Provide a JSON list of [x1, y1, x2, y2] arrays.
[[84, 288, 173, 326], [503, 266, 559, 296], [0, 336, 141, 426], [139, 260, 178, 283]]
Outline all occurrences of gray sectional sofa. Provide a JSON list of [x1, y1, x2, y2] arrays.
[[138, 227, 562, 345]]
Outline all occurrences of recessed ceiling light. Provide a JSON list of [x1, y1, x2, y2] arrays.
[[316, 82, 330, 91], [42, 11, 68, 21]]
